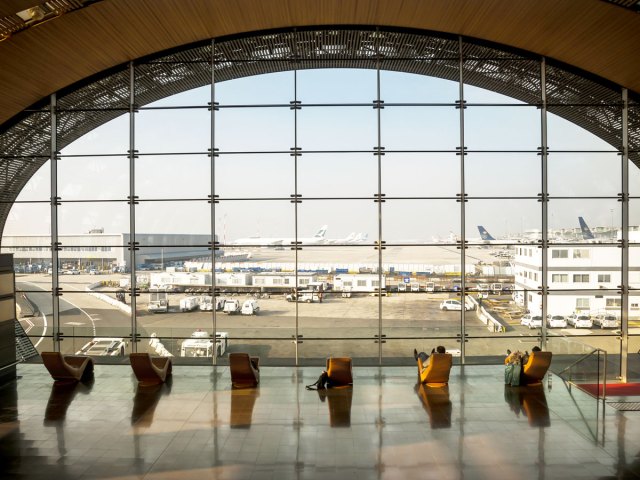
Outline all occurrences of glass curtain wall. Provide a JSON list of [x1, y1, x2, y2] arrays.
[[2, 31, 637, 375]]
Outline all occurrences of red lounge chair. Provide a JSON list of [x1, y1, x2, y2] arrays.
[[229, 353, 260, 388], [41, 351, 94, 383], [129, 353, 172, 386]]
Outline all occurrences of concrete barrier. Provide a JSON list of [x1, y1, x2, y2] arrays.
[[85, 283, 131, 315]]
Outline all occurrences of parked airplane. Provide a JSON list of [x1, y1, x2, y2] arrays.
[[474, 225, 522, 244], [326, 232, 369, 244], [578, 216, 595, 241], [478, 226, 496, 241], [233, 225, 328, 247]]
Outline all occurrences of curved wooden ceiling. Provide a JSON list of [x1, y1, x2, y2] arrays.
[[0, 0, 639, 127]]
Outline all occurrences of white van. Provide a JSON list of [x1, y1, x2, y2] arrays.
[[241, 299, 260, 315], [223, 299, 241, 314]]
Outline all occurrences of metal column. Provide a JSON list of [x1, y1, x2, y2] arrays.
[[210, 39, 219, 365], [540, 58, 549, 349], [620, 88, 629, 382], [457, 37, 467, 362], [127, 61, 138, 351], [49, 93, 61, 351]]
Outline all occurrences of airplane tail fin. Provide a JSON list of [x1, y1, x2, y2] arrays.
[[477, 226, 495, 241], [578, 217, 595, 240], [314, 225, 328, 238]]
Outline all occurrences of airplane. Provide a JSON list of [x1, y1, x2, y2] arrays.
[[233, 225, 328, 247], [578, 216, 595, 241], [326, 232, 369, 244], [473, 226, 522, 245], [478, 226, 495, 241]]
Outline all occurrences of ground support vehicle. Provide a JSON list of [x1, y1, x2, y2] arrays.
[[76, 338, 127, 356], [241, 299, 260, 315], [148, 288, 169, 313], [180, 330, 229, 357], [223, 299, 241, 314]]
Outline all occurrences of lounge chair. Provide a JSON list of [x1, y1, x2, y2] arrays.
[[417, 353, 453, 387], [129, 353, 172, 386], [41, 351, 94, 383], [229, 353, 260, 388], [521, 351, 552, 386], [326, 357, 353, 386]]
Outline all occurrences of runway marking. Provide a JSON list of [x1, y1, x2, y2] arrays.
[[33, 310, 47, 349], [21, 318, 34, 334], [20, 281, 97, 339]]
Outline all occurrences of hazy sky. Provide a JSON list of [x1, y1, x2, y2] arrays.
[[5, 69, 640, 242]]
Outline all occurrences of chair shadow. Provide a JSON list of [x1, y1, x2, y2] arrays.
[[415, 383, 452, 429], [318, 387, 353, 427], [230, 387, 260, 428], [131, 377, 172, 427], [44, 377, 94, 425], [504, 384, 551, 427]]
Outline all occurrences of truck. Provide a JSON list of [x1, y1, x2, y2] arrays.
[[180, 330, 229, 357], [241, 298, 260, 315], [286, 291, 320, 303], [76, 338, 127, 356], [223, 299, 242, 314], [179, 296, 200, 312], [425, 282, 436, 292], [148, 288, 169, 313]]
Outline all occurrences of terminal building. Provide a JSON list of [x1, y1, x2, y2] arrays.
[[514, 231, 640, 319], [2, 231, 215, 272]]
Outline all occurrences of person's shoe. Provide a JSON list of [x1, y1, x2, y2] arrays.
[[507, 349, 512, 355], [413, 349, 418, 361]]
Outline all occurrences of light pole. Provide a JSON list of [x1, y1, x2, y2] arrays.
[[610, 208, 615, 240]]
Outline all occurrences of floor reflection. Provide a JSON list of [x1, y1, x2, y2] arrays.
[[44, 378, 94, 425], [504, 384, 551, 427], [131, 377, 172, 427], [2, 364, 640, 480], [230, 387, 260, 428], [415, 383, 452, 428], [318, 387, 353, 427], [44, 378, 94, 460]]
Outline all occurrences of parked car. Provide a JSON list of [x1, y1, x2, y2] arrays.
[[528, 315, 543, 329], [439, 299, 472, 311], [593, 314, 619, 329], [520, 314, 532, 327], [546, 315, 567, 328], [568, 314, 593, 328]]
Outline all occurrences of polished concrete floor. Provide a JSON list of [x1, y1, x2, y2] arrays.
[[0, 364, 639, 480]]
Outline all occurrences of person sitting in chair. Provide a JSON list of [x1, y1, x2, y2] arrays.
[[414, 345, 446, 367]]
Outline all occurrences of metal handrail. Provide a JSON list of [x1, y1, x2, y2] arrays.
[[0, 355, 24, 372], [557, 348, 607, 401], [556, 348, 600, 377]]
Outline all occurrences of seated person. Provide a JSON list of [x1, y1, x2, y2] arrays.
[[414, 345, 446, 367], [505, 346, 541, 366]]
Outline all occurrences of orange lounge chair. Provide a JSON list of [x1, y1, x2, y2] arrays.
[[326, 357, 353, 386], [129, 353, 172, 386], [521, 351, 552, 386], [229, 353, 260, 388], [417, 353, 453, 387], [41, 351, 94, 383]]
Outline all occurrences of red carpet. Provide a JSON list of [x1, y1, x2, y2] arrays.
[[576, 383, 640, 397]]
